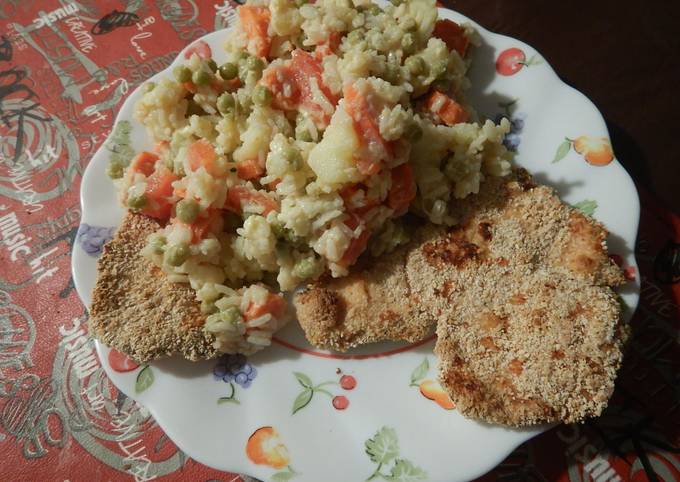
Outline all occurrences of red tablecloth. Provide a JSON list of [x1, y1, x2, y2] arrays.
[[1, 2, 678, 481]]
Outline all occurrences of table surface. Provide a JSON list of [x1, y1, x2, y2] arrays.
[[0, 1, 678, 481]]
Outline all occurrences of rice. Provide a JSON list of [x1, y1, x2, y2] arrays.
[[114, 0, 513, 355]]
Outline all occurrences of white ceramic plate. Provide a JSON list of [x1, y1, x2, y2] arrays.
[[73, 6, 641, 482]]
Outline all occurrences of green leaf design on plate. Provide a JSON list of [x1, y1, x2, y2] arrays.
[[271, 471, 296, 481], [388, 459, 427, 481], [293, 372, 313, 389], [365, 427, 399, 465], [409, 358, 429, 386], [292, 388, 313, 414], [573, 199, 598, 217], [552, 138, 572, 163], [135, 365, 154, 394]]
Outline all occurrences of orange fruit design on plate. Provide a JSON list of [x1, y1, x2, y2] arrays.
[[246, 426, 290, 469], [419, 380, 455, 410], [573, 136, 614, 166]]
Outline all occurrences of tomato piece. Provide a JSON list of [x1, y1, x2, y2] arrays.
[[187, 139, 218, 176], [130, 151, 158, 176], [424, 90, 469, 126], [154, 140, 169, 154], [239, 5, 271, 58], [343, 84, 391, 175], [433, 19, 469, 56], [184, 40, 212, 59], [236, 158, 265, 180], [244, 293, 287, 320], [388, 163, 417, 216], [108, 349, 139, 373], [225, 186, 279, 215], [142, 166, 178, 219], [291, 50, 338, 127]]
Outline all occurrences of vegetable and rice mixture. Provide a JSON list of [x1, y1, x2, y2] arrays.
[[108, 0, 512, 355]]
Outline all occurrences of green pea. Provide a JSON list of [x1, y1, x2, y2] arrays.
[[405, 56, 425, 76], [219, 62, 238, 80], [383, 64, 401, 84], [367, 4, 382, 16], [402, 18, 417, 32], [127, 194, 147, 210], [192, 69, 212, 86], [149, 236, 166, 255], [408, 123, 423, 142], [346, 30, 363, 44], [252, 85, 272, 106], [283, 146, 302, 170], [206, 58, 218, 72], [186, 97, 205, 116], [246, 56, 264, 71], [176, 198, 200, 223], [165, 242, 190, 266], [297, 129, 313, 142], [174, 65, 192, 83], [106, 159, 125, 179], [401, 33, 414, 51], [201, 299, 218, 314], [143, 82, 156, 93], [292, 257, 322, 279], [217, 93, 235, 114], [295, 0, 307, 6], [220, 306, 240, 324], [238, 50, 250, 61]]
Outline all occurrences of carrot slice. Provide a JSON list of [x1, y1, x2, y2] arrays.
[[343, 84, 391, 175], [187, 139, 218, 176], [433, 19, 469, 56], [236, 159, 265, 180], [130, 151, 158, 176], [142, 166, 177, 219], [239, 5, 271, 58], [387, 163, 417, 216], [339, 214, 370, 267], [244, 293, 287, 320], [424, 90, 469, 126], [225, 186, 279, 215]]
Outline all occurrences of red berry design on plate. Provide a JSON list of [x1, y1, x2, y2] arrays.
[[332, 395, 349, 410], [340, 375, 356, 390], [184, 40, 212, 59], [496, 48, 541, 76], [108, 348, 140, 373]]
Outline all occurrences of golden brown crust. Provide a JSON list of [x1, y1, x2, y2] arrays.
[[89, 213, 218, 364], [406, 169, 627, 426], [293, 240, 436, 351]]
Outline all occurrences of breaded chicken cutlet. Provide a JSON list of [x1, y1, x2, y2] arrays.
[[295, 169, 627, 426], [407, 170, 627, 426], [89, 213, 218, 363]]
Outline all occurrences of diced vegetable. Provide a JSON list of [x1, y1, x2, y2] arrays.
[[236, 158, 265, 180], [388, 163, 417, 216], [130, 151, 158, 176], [424, 90, 469, 126], [225, 186, 278, 215], [187, 139, 219, 176], [433, 19, 469, 56], [141, 166, 178, 219], [244, 293, 287, 320], [343, 84, 391, 175], [239, 5, 271, 58], [176, 198, 200, 223], [165, 242, 190, 266]]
